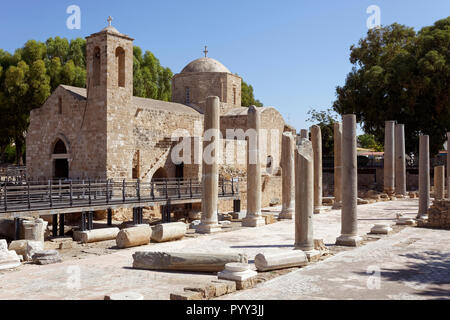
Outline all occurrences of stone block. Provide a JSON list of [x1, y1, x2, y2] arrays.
[[335, 235, 363, 247], [262, 214, 276, 225], [0, 239, 21, 270], [25, 240, 44, 261], [32, 250, 62, 265], [211, 280, 236, 295], [370, 223, 393, 235], [8, 240, 29, 256], [170, 290, 203, 300], [184, 284, 216, 299]]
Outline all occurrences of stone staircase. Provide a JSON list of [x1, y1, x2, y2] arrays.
[[140, 138, 174, 181]]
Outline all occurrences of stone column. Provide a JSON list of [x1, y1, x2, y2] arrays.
[[434, 166, 445, 200], [418, 135, 430, 219], [447, 132, 450, 198], [300, 129, 308, 139], [242, 106, 265, 227], [310, 125, 324, 213], [197, 96, 221, 234], [279, 132, 295, 219], [296, 129, 308, 145], [384, 121, 396, 195], [294, 139, 320, 261], [395, 124, 407, 197], [332, 122, 342, 209], [336, 115, 362, 247]]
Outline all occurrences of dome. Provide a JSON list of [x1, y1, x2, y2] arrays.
[[181, 57, 231, 73], [101, 25, 122, 35]]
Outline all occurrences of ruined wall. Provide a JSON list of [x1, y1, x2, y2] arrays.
[[428, 199, 450, 229], [218, 176, 282, 213], [220, 107, 285, 176]]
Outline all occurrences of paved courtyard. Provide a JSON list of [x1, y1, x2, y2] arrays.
[[0, 198, 449, 300]]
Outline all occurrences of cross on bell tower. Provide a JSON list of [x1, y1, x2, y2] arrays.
[[203, 46, 208, 58], [107, 16, 113, 26]]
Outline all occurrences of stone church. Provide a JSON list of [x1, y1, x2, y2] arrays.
[[26, 23, 290, 208]]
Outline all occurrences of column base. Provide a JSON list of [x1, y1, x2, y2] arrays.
[[195, 223, 222, 234], [396, 217, 416, 226], [370, 224, 393, 235], [335, 234, 363, 247], [331, 202, 342, 210], [242, 216, 266, 227], [314, 206, 328, 214], [278, 209, 294, 220], [416, 215, 428, 222]]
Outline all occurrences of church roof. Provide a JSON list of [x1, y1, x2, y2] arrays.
[[223, 106, 276, 116], [101, 25, 122, 35], [181, 57, 231, 73], [60, 85, 201, 116]]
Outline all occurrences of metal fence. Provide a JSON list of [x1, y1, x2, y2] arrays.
[[0, 177, 239, 214]]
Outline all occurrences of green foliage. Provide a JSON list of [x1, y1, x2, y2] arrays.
[[133, 46, 173, 101], [333, 17, 450, 155], [306, 108, 338, 156], [358, 134, 383, 151], [241, 80, 263, 107]]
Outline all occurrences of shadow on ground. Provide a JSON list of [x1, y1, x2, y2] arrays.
[[355, 250, 450, 299]]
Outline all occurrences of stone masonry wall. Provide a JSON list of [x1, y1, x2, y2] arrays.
[[428, 199, 450, 229]]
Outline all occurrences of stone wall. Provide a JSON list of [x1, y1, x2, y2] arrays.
[[217, 175, 282, 213], [428, 199, 450, 229], [26, 86, 107, 180], [323, 169, 420, 196]]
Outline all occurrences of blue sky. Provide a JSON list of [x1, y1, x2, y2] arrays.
[[0, 0, 449, 132]]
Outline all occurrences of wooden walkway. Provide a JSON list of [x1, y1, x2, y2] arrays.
[[0, 178, 240, 219]]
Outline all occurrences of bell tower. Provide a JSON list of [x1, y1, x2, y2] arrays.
[[85, 17, 134, 108]]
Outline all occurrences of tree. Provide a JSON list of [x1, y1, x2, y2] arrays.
[[358, 133, 383, 151], [333, 17, 450, 155], [306, 108, 338, 156], [132, 46, 173, 101], [241, 80, 263, 107]]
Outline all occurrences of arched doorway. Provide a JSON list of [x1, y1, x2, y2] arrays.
[[53, 139, 69, 179], [175, 162, 184, 180], [152, 167, 168, 181]]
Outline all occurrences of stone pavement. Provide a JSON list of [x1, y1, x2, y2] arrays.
[[220, 225, 450, 300], [0, 199, 448, 300]]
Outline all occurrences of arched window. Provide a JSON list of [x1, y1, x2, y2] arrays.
[[93, 47, 101, 87], [132, 150, 140, 179], [185, 87, 190, 104], [53, 139, 67, 154], [266, 155, 273, 174], [116, 47, 125, 87]]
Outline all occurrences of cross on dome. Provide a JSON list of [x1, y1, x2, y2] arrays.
[[107, 16, 113, 26], [203, 46, 208, 58]]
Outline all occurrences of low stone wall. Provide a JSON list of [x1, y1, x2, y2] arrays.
[[427, 199, 450, 229], [218, 175, 282, 213], [323, 169, 420, 196]]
